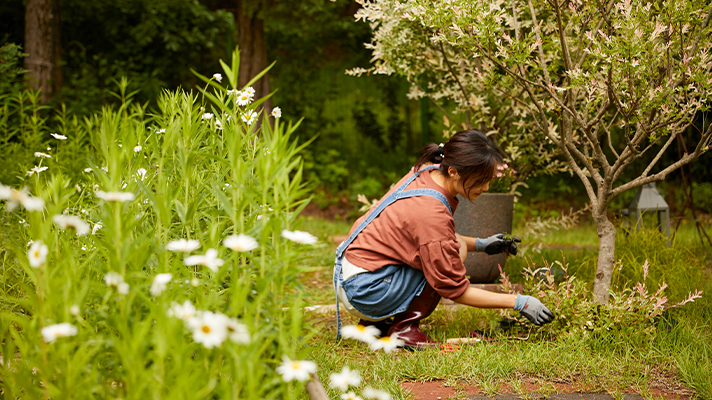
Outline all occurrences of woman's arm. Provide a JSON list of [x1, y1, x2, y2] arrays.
[[452, 286, 517, 308], [455, 233, 478, 254]]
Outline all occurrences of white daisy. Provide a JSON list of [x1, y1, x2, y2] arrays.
[[202, 113, 213, 121], [166, 238, 200, 252], [184, 248, 224, 272], [243, 86, 256, 97], [241, 110, 258, 126], [104, 272, 129, 294], [150, 273, 173, 296], [0, 185, 44, 212], [213, 73, 223, 83], [84, 167, 93, 173], [101, 166, 108, 173], [28, 240, 49, 268], [223, 234, 258, 252], [329, 366, 361, 391], [136, 168, 147, 180], [168, 300, 196, 320], [362, 387, 392, 400], [276, 356, 317, 382], [41, 323, 77, 343], [341, 392, 363, 400], [236, 92, 252, 106], [188, 311, 228, 349], [215, 119, 223, 130], [27, 166, 49, 176], [70, 305, 80, 316], [227, 89, 239, 97], [92, 222, 103, 235], [157, 128, 166, 134], [51, 133, 67, 140], [134, 145, 142, 153], [95, 190, 135, 202], [369, 336, 403, 353], [34, 152, 52, 158], [271, 107, 282, 118], [52, 215, 91, 236], [340, 324, 380, 343], [281, 229, 318, 245], [225, 318, 251, 344]]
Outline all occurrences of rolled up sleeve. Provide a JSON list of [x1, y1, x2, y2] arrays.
[[416, 240, 470, 300]]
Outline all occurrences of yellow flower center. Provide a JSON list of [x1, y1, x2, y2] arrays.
[[201, 325, 211, 334], [291, 362, 301, 370], [356, 325, 366, 332], [381, 337, 391, 342], [34, 250, 40, 258]]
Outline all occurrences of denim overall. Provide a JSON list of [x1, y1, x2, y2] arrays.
[[333, 166, 453, 340]]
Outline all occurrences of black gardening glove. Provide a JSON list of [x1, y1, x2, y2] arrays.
[[476, 233, 521, 256]]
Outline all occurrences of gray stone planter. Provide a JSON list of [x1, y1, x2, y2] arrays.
[[453, 193, 515, 283]]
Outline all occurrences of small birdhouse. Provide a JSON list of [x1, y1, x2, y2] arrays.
[[623, 183, 671, 246]]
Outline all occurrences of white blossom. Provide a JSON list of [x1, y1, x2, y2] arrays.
[[202, 113, 213, 121], [104, 272, 129, 295], [168, 300, 197, 320], [0, 184, 45, 212], [241, 110, 258, 126], [276, 356, 317, 382], [70, 305, 80, 316], [28, 240, 49, 268], [215, 119, 223, 130], [188, 311, 229, 349], [41, 323, 77, 343], [134, 145, 142, 153], [27, 166, 49, 176], [157, 128, 166, 134], [150, 273, 173, 296], [223, 234, 258, 252], [362, 387, 392, 400], [52, 214, 91, 236], [225, 318, 251, 344], [92, 222, 103, 235], [243, 86, 256, 97], [329, 366, 361, 391], [166, 238, 200, 252], [341, 392, 363, 400], [340, 324, 380, 344], [137, 168, 147, 180], [51, 133, 67, 140], [281, 229, 318, 245], [369, 336, 403, 353], [236, 92, 252, 107], [213, 73, 223, 83], [95, 190, 135, 202], [34, 152, 52, 158], [271, 107, 282, 118], [184, 248, 224, 272]]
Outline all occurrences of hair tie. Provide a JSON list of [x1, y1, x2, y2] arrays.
[[434, 143, 445, 163]]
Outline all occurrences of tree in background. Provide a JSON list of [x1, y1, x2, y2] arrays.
[[353, 0, 712, 303], [24, 0, 61, 102]]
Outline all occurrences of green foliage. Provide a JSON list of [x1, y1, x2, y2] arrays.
[[0, 42, 27, 97], [0, 49, 318, 398]]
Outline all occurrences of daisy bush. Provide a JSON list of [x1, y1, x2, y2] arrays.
[[0, 48, 320, 399]]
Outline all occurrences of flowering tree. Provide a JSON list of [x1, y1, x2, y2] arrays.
[[351, 0, 712, 303]]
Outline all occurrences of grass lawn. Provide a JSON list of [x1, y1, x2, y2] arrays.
[[294, 214, 712, 400]]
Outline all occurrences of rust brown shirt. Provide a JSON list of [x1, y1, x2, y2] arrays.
[[344, 168, 469, 300]]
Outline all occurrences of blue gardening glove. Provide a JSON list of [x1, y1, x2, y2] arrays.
[[475, 233, 522, 256], [514, 294, 555, 326]]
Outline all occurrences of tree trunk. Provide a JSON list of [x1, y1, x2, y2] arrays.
[[236, 1, 272, 117], [592, 207, 617, 303], [24, 0, 55, 102]]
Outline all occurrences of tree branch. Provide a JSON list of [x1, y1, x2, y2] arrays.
[[438, 41, 474, 128], [527, 0, 552, 85]]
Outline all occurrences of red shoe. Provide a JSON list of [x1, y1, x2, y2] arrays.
[[386, 283, 442, 350]]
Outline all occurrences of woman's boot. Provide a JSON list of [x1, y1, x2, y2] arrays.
[[386, 284, 441, 350]]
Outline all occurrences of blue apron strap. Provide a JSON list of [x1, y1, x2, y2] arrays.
[[334, 165, 450, 341]]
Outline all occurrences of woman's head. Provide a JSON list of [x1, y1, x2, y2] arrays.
[[415, 129, 504, 199]]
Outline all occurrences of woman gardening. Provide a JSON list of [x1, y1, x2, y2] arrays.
[[333, 129, 555, 350]]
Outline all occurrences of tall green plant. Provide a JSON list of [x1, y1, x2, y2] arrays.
[[0, 48, 318, 399]]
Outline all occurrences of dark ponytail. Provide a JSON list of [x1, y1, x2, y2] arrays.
[[414, 129, 503, 197]]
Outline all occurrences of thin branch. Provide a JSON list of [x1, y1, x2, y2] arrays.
[[600, 118, 619, 159], [527, 0, 552, 85], [438, 41, 475, 128]]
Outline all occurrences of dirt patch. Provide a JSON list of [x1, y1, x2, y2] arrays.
[[401, 373, 695, 400]]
